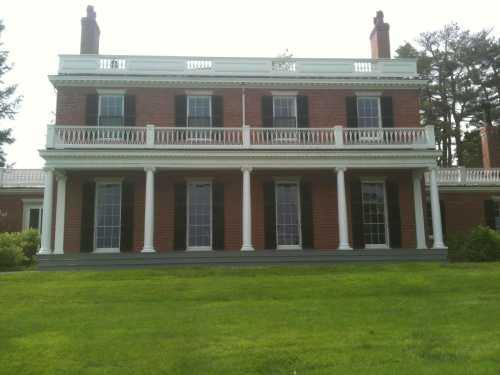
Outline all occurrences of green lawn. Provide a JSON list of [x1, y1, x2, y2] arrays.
[[1, 263, 500, 375]]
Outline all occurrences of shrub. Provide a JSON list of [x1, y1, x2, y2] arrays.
[[18, 229, 40, 261], [0, 235, 27, 270], [448, 226, 500, 262]]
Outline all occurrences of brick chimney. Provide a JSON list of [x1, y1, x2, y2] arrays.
[[80, 5, 100, 54], [370, 11, 391, 59], [480, 126, 500, 168]]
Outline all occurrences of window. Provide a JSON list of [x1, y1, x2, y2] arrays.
[[357, 97, 380, 128], [275, 182, 301, 249], [187, 182, 212, 249], [22, 201, 43, 232], [187, 96, 212, 127], [361, 181, 388, 247], [94, 182, 122, 251], [494, 202, 500, 231], [273, 96, 297, 127], [98, 95, 124, 126]]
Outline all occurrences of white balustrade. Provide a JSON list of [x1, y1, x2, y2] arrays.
[[425, 167, 500, 186], [0, 169, 45, 188], [343, 127, 427, 146], [155, 127, 243, 147], [53, 126, 147, 147], [250, 128, 335, 146]]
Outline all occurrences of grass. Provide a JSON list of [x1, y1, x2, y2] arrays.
[[1, 263, 500, 374]]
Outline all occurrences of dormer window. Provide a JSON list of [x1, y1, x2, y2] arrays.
[[273, 95, 297, 128], [187, 95, 212, 127], [357, 97, 381, 128], [98, 95, 124, 126]]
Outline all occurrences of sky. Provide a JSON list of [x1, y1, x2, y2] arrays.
[[2, 0, 500, 168]]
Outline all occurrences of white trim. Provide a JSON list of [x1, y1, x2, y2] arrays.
[[356, 96, 382, 129], [22, 201, 43, 231], [94, 177, 124, 183], [360, 179, 390, 248], [186, 180, 213, 251], [355, 91, 382, 97], [22, 198, 43, 204], [271, 91, 298, 96], [187, 95, 212, 128], [272, 95, 298, 128], [185, 90, 213, 96], [93, 180, 122, 253], [96, 89, 127, 95], [275, 180, 302, 250]]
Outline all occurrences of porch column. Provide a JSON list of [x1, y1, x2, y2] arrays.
[[428, 167, 446, 249], [53, 172, 67, 254], [336, 167, 352, 250], [241, 166, 254, 251], [412, 170, 427, 249], [39, 168, 54, 254], [141, 167, 156, 253]]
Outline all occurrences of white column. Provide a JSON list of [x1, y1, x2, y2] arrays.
[[39, 168, 54, 254], [53, 172, 67, 254], [429, 167, 446, 249], [241, 166, 254, 251], [336, 167, 352, 250], [412, 171, 427, 249], [141, 167, 156, 253]]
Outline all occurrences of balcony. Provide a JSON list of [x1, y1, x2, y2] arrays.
[[56, 55, 418, 79], [426, 167, 500, 186], [46, 125, 435, 150], [0, 168, 45, 188]]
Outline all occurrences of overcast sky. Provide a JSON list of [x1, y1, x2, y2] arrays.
[[2, 0, 499, 168]]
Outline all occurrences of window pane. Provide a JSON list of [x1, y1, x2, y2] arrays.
[[188, 183, 211, 247], [362, 182, 387, 245], [276, 183, 300, 246], [273, 96, 296, 127], [358, 97, 379, 128], [99, 95, 124, 126], [29, 208, 40, 230], [95, 183, 122, 249], [188, 96, 211, 127]]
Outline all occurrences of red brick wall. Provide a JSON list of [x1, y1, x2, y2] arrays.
[[0, 193, 43, 232], [56, 88, 420, 128]]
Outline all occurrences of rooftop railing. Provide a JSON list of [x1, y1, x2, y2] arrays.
[[426, 167, 500, 186], [57, 55, 418, 78], [0, 169, 45, 188], [46, 124, 435, 150]]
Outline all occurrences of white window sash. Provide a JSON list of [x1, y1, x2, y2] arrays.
[[98, 95, 125, 127], [272, 96, 298, 128], [361, 180, 389, 248], [186, 181, 213, 250], [94, 181, 122, 253], [187, 95, 212, 127], [357, 97, 382, 128], [275, 181, 302, 250]]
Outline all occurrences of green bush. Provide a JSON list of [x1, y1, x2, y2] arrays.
[[448, 226, 500, 262], [0, 230, 39, 269]]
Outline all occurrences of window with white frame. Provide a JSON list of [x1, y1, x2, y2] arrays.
[[187, 96, 212, 127], [361, 181, 388, 246], [357, 97, 381, 128], [187, 182, 212, 249], [98, 95, 124, 126], [273, 96, 297, 127], [275, 182, 301, 248], [94, 182, 122, 251], [494, 201, 500, 231], [22, 201, 43, 232]]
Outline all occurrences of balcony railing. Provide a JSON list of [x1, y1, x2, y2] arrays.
[[0, 168, 45, 188], [46, 125, 435, 150], [57, 55, 418, 78], [426, 167, 500, 186]]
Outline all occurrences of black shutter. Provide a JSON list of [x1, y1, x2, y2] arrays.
[[484, 200, 496, 230], [350, 178, 364, 249], [262, 96, 273, 127], [263, 182, 276, 249], [80, 181, 95, 252], [300, 181, 314, 249], [212, 96, 223, 128], [381, 96, 394, 128], [440, 200, 447, 241], [124, 95, 136, 126], [86, 95, 98, 126], [174, 183, 187, 250], [297, 95, 309, 128], [175, 95, 187, 127], [386, 180, 402, 248], [346, 97, 358, 128], [120, 181, 134, 252], [212, 183, 225, 250]]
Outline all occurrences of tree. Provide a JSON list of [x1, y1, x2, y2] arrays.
[[461, 130, 483, 167], [396, 25, 499, 166], [0, 20, 22, 167]]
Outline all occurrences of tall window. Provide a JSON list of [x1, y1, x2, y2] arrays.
[[494, 202, 500, 231], [276, 182, 301, 248], [361, 181, 388, 247], [94, 183, 122, 251], [357, 97, 380, 128], [187, 96, 212, 127], [99, 95, 124, 126], [23, 202, 43, 232], [273, 96, 297, 127], [187, 182, 212, 249]]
